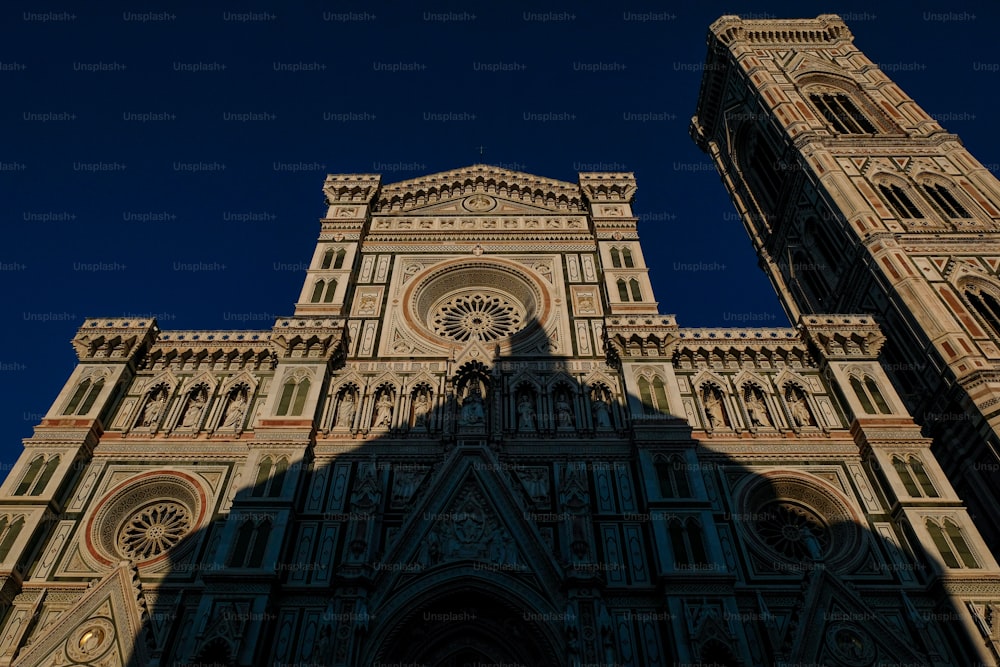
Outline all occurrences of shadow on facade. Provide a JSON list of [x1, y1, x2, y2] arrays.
[[104, 315, 994, 667]]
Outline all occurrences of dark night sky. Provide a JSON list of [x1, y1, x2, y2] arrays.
[[2, 1, 997, 466]]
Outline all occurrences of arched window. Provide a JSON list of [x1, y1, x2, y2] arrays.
[[748, 137, 783, 208], [14, 457, 44, 496], [622, 248, 634, 268], [629, 279, 641, 301], [850, 374, 890, 414], [809, 93, 877, 134], [638, 377, 655, 415], [652, 378, 668, 412], [323, 279, 337, 303], [964, 284, 1000, 338], [865, 377, 891, 413], [290, 378, 310, 416], [926, 518, 978, 568], [78, 378, 105, 414], [248, 520, 271, 567], [922, 183, 969, 219], [321, 249, 334, 269], [610, 248, 622, 268], [878, 184, 922, 219], [63, 379, 91, 415], [310, 280, 325, 303], [268, 458, 288, 498], [276, 377, 311, 417], [893, 456, 919, 496], [617, 279, 629, 302], [230, 521, 255, 566], [910, 458, 938, 498], [669, 517, 707, 568], [30, 456, 60, 496], [656, 455, 690, 498], [0, 516, 25, 561], [251, 457, 272, 497], [333, 248, 347, 269]]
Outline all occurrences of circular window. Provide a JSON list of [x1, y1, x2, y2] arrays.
[[735, 473, 864, 569], [404, 259, 550, 349], [431, 291, 525, 342], [86, 471, 206, 567]]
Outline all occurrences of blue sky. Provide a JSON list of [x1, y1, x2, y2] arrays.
[[2, 1, 998, 466]]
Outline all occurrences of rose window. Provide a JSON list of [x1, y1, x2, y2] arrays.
[[754, 501, 829, 560], [117, 501, 191, 561], [431, 293, 525, 342]]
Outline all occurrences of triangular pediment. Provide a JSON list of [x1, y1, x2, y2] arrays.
[[786, 568, 927, 666], [13, 562, 150, 667], [375, 164, 584, 214], [374, 446, 564, 599]]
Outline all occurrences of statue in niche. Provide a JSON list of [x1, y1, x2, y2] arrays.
[[520, 468, 548, 501], [703, 387, 728, 428], [554, 392, 574, 429], [140, 389, 167, 427], [373, 391, 394, 428], [412, 390, 431, 429], [336, 390, 356, 428], [517, 394, 536, 432], [393, 468, 423, 505], [222, 389, 248, 430], [787, 387, 815, 427], [744, 386, 771, 428], [180, 387, 207, 428], [460, 381, 486, 426], [591, 387, 612, 428]]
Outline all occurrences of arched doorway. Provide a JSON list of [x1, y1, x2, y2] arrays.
[[372, 588, 561, 667]]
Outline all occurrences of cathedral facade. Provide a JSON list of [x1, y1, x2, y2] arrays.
[[1, 14, 1000, 667]]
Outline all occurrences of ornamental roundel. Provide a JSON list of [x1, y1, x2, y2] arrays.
[[462, 194, 496, 212], [85, 471, 207, 568], [66, 617, 116, 662], [403, 258, 551, 349], [735, 472, 865, 570]]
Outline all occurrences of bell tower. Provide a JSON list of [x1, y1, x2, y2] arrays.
[[692, 14, 1000, 550]]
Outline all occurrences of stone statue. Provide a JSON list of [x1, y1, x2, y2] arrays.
[[460, 383, 486, 425], [788, 388, 815, 427], [704, 388, 727, 428], [336, 391, 356, 428], [412, 390, 431, 428], [223, 390, 248, 429], [373, 391, 393, 428], [180, 389, 206, 428], [591, 390, 612, 428], [555, 392, 574, 429], [517, 394, 536, 432], [745, 388, 771, 428], [140, 390, 166, 427]]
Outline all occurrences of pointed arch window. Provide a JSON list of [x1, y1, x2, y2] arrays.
[[229, 518, 272, 568], [622, 248, 634, 268], [14, 457, 44, 496], [616, 279, 629, 302], [922, 183, 969, 219], [310, 280, 325, 303], [850, 374, 891, 415], [276, 377, 311, 417], [809, 93, 877, 134], [78, 378, 105, 415], [656, 455, 691, 498], [893, 455, 938, 498], [323, 279, 337, 303], [321, 249, 334, 269], [333, 248, 347, 269], [926, 518, 978, 568], [63, 379, 91, 415], [637, 376, 669, 416], [965, 284, 1000, 339], [610, 248, 622, 268], [878, 184, 922, 219], [628, 279, 642, 301], [0, 516, 25, 561], [669, 517, 707, 568], [30, 456, 60, 496]]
